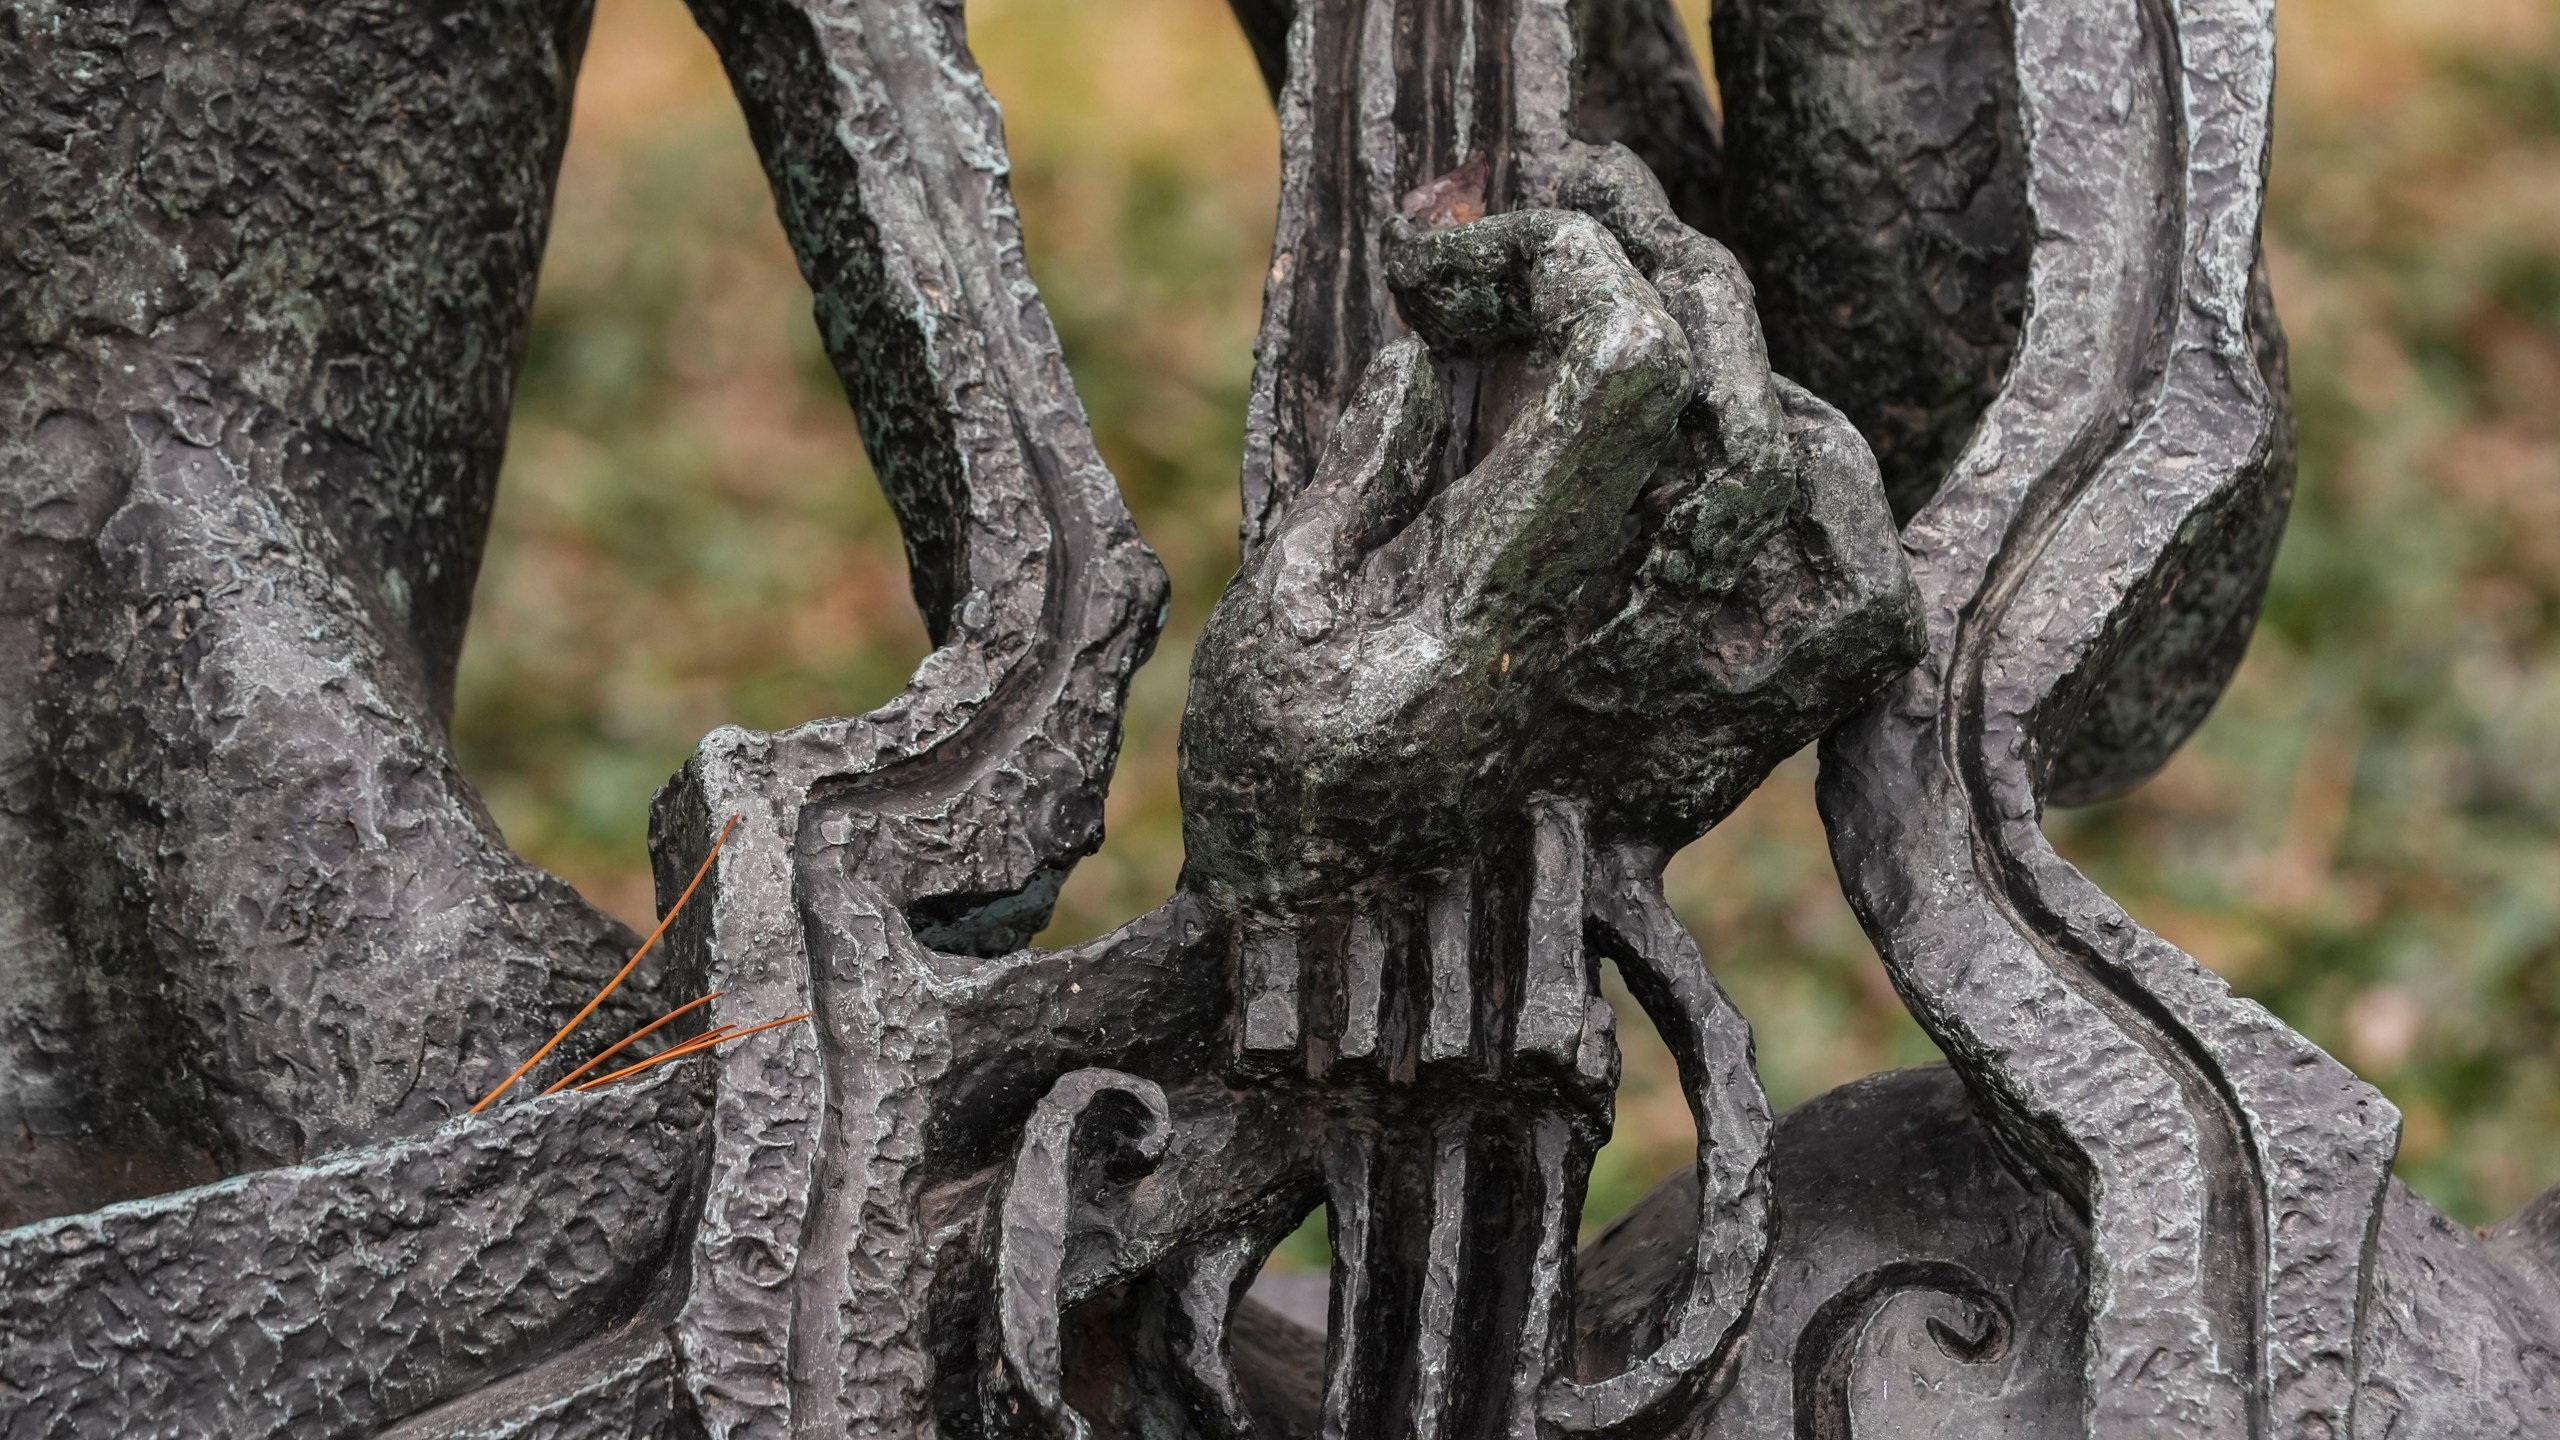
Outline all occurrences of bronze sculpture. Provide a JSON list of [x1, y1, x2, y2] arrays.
[[4, 0, 2557, 1435]]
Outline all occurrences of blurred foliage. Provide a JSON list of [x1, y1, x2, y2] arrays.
[[454, 0, 2560, 1238]]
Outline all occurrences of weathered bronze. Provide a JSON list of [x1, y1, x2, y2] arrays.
[[4, 0, 2557, 1436]]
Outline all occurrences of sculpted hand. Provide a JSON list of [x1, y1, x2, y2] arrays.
[[1181, 203, 1695, 919], [1168, 146, 1920, 1440]]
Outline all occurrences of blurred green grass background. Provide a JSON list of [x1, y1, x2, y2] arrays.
[[454, 0, 2560, 1241]]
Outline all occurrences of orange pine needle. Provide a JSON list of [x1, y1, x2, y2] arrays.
[[540, 991, 725, 1097], [575, 1024, 743, 1090], [574, 1011, 813, 1093], [471, 814, 741, 1114]]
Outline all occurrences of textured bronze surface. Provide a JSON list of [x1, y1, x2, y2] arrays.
[[6, 0, 2556, 1437]]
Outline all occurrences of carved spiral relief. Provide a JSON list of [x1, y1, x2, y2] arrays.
[[1791, 1261, 2015, 1440]]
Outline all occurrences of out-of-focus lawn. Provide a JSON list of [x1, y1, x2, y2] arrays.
[[454, 0, 2560, 1238]]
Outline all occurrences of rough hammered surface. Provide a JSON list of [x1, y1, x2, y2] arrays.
[[0, 0, 662, 1223], [378, 1320, 690, 1440], [642, 1, 1174, 1432], [0, 1072, 705, 1438], [1713, 0, 2030, 522], [12, 0, 2560, 1437], [1813, 0, 2400, 1434]]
